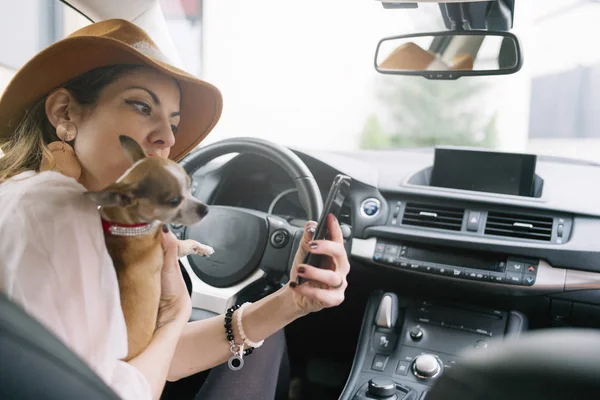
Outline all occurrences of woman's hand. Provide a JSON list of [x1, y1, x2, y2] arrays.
[[157, 225, 191, 330], [288, 214, 350, 314]]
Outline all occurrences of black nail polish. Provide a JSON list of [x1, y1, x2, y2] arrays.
[[309, 242, 318, 249], [290, 281, 297, 288], [162, 224, 169, 233], [298, 266, 305, 273]]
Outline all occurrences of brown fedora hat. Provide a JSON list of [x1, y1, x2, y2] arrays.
[[0, 19, 222, 161]]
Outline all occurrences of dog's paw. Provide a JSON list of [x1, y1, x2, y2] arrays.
[[192, 243, 215, 257]]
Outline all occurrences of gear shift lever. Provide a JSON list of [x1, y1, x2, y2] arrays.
[[375, 292, 399, 328]]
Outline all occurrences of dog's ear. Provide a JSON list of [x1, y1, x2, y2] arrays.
[[85, 190, 132, 207], [119, 135, 146, 164], [85, 183, 134, 207]]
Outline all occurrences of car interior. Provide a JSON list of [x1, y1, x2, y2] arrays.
[[2, 1, 600, 400]]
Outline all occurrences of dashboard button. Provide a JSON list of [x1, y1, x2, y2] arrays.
[[410, 263, 421, 270], [398, 261, 410, 269], [506, 272, 523, 284], [424, 265, 437, 274], [467, 211, 481, 232], [384, 244, 399, 255], [375, 243, 386, 253], [498, 261, 506, 272], [373, 332, 397, 352], [489, 273, 505, 283], [373, 253, 383, 262], [507, 261, 525, 273], [396, 361, 410, 376], [450, 268, 463, 278], [361, 199, 381, 218], [466, 271, 478, 280], [372, 354, 389, 372], [474, 272, 489, 281], [383, 255, 396, 265], [436, 266, 451, 276], [526, 264, 538, 273], [524, 275, 536, 286]]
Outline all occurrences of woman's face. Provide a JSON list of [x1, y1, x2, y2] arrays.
[[49, 67, 181, 191]]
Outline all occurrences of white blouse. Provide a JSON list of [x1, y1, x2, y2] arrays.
[[0, 171, 151, 400]]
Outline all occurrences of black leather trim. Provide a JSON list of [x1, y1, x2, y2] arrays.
[[426, 328, 600, 400], [0, 292, 119, 399]]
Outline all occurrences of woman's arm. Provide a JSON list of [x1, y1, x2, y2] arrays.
[[168, 284, 303, 381], [129, 318, 187, 399], [168, 214, 350, 381]]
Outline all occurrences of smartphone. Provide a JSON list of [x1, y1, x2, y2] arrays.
[[297, 174, 352, 284]]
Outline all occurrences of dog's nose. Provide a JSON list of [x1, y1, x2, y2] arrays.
[[197, 203, 209, 217]]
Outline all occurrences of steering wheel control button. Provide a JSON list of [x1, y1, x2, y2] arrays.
[[367, 377, 397, 398], [373, 332, 397, 352], [270, 229, 289, 248], [360, 198, 381, 218], [372, 354, 389, 372], [409, 327, 424, 341], [413, 354, 442, 379], [396, 361, 410, 376]]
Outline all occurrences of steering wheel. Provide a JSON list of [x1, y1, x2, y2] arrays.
[[175, 137, 323, 314]]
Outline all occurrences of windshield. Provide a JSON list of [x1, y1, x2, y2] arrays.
[[1, 0, 599, 163]]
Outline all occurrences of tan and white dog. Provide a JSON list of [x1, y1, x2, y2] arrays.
[[86, 135, 213, 360]]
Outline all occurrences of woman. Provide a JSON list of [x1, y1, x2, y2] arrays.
[[0, 19, 350, 400]]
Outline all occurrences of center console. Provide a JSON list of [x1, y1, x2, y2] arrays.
[[340, 292, 528, 400]]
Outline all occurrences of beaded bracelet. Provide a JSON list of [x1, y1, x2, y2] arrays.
[[237, 302, 264, 349], [224, 304, 254, 371]]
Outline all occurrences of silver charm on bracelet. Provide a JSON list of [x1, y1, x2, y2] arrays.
[[228, 344, 245, 371]]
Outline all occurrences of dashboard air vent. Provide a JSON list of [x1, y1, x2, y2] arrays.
[[402, 202, 464, 231], [485, 211, 553, 241]]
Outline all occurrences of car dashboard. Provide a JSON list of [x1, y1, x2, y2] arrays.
[[190, 146, 600, 314]]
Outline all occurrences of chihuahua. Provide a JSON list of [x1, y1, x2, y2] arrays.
[[86, 135, 214, 360]]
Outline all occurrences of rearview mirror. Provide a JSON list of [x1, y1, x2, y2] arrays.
[[375, 31, 522, 80]]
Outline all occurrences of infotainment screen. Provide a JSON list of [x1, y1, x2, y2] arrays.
[[430, 147, 537, 197]]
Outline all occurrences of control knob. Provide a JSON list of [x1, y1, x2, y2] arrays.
[[409, 326, 423, 341], [367, 377, 397, 399], [413, 354, 442, 379]]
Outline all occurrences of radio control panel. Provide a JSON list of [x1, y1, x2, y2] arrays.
[[373, 240, 539, 286]]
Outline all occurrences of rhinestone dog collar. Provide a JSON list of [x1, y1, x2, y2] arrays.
[[101, 218, 161, 237]]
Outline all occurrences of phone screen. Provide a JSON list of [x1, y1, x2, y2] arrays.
[[297, 174, 351, 284]]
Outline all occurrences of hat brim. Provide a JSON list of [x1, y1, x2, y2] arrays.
[[0, 36, 222, 161]]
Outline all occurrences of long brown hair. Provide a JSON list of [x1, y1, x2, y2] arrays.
[[0, 64, 142, 182]]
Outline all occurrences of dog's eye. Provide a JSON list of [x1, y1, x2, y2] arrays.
[[168, 196, 183, 207]]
